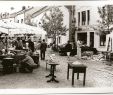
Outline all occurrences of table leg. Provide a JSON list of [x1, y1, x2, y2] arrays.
[[67, 64, 69, 80], [46, 65, 52, 77], [83, 71, 86, 86], [72, 69, 74, 86], [52, 65, 59, 83], [47, 66, 54, 82], [47, 65, 59, 83], [77, 73, 79, 80]]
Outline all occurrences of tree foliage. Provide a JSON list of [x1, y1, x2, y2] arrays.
[[95, 5, 113, 35], [41, 7, 68, 38]]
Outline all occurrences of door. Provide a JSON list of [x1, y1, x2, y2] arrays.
[[90, 32, 94, 47]]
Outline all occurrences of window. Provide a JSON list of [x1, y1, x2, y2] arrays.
[[3, 14, 5, 17], [78, 12, 80, 26], [59, 36, 61, 43], [87, 10, 90, 25], [100, 35, 106, 46], [82, 11, 86, 25], [108, 7, 113, 22], [0, 14, 2, 19], [21, 19, 23, 23], [17, 20, 19, 23]]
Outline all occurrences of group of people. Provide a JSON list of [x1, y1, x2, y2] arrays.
[[13, 37, 35, 52], [0, 34, 83, 73], [0, 36, 36, 54], [15, 38, 47, 73], [0, 35, 48, 73], [65, 39, 82, 59]]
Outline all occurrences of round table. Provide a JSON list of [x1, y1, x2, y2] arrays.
[[46, 63, 59, 83]]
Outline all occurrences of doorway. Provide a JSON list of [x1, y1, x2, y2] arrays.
[[77, 33, 87, 45], [90, 32, 94, 47]]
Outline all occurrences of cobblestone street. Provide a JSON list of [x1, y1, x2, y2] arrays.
[[0, 48, 113, 89]]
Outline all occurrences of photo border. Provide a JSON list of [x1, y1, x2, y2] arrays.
[[0, 0, 113, 94]]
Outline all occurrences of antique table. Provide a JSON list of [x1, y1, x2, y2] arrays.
[[67, 61, 87, 86]]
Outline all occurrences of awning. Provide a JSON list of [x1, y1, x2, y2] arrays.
[[0, 20, 47, 35]]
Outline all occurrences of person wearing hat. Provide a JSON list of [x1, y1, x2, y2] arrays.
[[19, 52, 37, 73]]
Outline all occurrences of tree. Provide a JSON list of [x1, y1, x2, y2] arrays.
[[95, 5, 113, 35], [41, 7, 68, 45]]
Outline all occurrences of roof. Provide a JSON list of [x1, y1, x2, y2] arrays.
[[31, 6, 51, 18], [24, 6, 50, 19], [9, 7, 33, 18]]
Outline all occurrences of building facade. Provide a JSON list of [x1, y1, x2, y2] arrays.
[[75, 5, 107, 51], [30, 6, 69, 46]]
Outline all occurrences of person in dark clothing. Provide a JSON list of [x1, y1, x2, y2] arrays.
[[22, 37, 26, 48], [65, 41, 72, 52], [28, 39, 34, 52], [40, 39, 47, 60], [65, 41, 72, 56], [15, 37, 23, 50]]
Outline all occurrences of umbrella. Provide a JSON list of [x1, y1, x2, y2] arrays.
[[0, 20, 18, 50], [0, 20, 17, 29], [0, 20, 17, 34], [9, 24, 47, 35], [0, 20, 47, 40]]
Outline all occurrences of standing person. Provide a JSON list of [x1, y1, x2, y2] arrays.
[[77, 39, 82, 59], [40, 39, 47, 60], [22, 37, 26, 49], [65, 41, 72, 57], [0, 37, 5, 55], [15, 37, 23, 50], [28, 38, 34, 52]]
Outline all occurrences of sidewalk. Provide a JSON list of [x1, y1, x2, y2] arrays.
[[0, 48, 113, 88]]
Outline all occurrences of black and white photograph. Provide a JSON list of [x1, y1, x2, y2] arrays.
[[0, 0, 113, 94]]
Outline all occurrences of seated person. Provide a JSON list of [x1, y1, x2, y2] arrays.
[[19, 52, 37, 73]]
